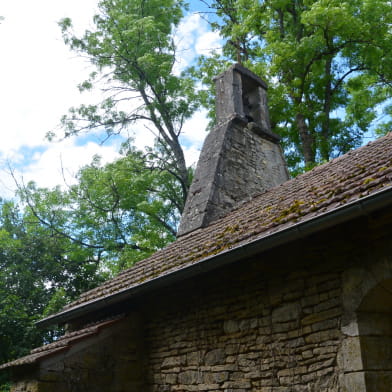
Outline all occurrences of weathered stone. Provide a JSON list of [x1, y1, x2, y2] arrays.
[[301, 308, 341, 326], [277, 366, 307, 378], [165, 373, 178, 384], [187, 350, 205, 366], [308, 357, 335, 372], [205, 349, 225, 366], [161, 355, 186, 369], [203, 371, 229, 384], [302, 349, 313, 359], [304, 329, 340, 344], [340, 372, 366, 392], [178, 370, 203, 385], [272, 303, 301, 323], [339, 337, 363, 372], [222, 380, 251, 389], [224, 320, 240, 334], [178, 64, 288, 236]]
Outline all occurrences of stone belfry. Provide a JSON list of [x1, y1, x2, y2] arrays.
[[177, 64, 289, 237]]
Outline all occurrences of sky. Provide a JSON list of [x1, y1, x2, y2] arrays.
[[0, 0, 221, 198]]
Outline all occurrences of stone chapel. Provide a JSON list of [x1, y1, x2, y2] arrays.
[[2, 64, 392, 391]]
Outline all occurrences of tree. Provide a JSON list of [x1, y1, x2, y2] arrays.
[[193, 0, 392, 173], [57, 0, 196, 210], [0, 199, 102, 371], [19, 147, 182, 273]]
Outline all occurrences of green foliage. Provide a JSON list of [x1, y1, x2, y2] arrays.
[[3, 0, 391, 381], [194, 0, 392, 173], [0, 200, 102, 371], [2, 1, 197, 373], [58, 0, 197, 205], [19, 148, 182, 274], [0, 382, 9, 392]]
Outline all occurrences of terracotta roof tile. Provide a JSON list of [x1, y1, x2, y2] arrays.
[[57, 133, 392, 315]]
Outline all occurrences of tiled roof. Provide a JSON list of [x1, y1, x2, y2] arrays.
[[0, 316, 123, 370], [56, 133, 392, 319]]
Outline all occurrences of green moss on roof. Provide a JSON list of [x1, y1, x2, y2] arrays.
[[61, 133, 392, 315]]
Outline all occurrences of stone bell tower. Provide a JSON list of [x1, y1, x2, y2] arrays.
[[177, 64, 289, 237]]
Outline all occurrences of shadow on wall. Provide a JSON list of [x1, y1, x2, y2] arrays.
[[341, 264, 392, 392]]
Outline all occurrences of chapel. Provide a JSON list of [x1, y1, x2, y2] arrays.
[[2, 64, 392, 392]]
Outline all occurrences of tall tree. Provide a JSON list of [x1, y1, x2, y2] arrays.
[[57, 0, 196, 209], [0, 200, 102, 369], [193, 0, 392, 172], [19, 148, 182, 273]]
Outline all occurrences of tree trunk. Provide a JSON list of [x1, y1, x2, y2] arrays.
[[170, 138, 190, 211], [296, 113, 315, 165], [320, 56, 333, 161]]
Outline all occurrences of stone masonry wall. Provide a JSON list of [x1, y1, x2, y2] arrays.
[[145, 212, 392, 392], [144, 235, 346, 392], [178, 118, 289, 236], [9, 207, 392, 392], [10, 314, 144, 392], [178, 63, 289, 237]]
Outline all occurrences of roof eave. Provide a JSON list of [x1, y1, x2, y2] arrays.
[[37, 186, 392, 328]]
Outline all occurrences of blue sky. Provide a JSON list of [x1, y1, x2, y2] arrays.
[[0, 1, 221, 198]]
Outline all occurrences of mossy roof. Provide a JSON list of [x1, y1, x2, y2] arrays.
[[0, 316, 123, 369], [2, 134, 392, 372], [53, 133, 392, 320]]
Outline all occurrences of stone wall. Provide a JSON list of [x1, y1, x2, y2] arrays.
[[177, 118, 289, 236], [144, 242, 344, 391], [145, 214, 392, 392], [10, 314, 144, 392], [177, 64, 289, 237], [9, 208, 392, 392]]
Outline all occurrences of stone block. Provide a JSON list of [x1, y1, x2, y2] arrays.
[[165, 373, 178, 384], [279, 375, 301, 386], [161, 355, 186, 369], [339, 337, 363, 372], [340, 371, 366, 392], [302, 350, 313, 359], [205, 349, 225, 365], [178, 370, 203, 385], [222, 380, 251, 389], [277, 366, 307, 378], [224, 320, 240, 334], [203, 371, 229, 384], [272, 303, 301, 323], [308, 357, 334, 372], [304, 329, 340, 344], [301, 308, 341, 326], [187, 350, 205, 366]]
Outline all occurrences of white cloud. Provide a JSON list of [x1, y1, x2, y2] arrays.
[[183, 145, 202, 168], [22, 139, 120, 188], [0, 0, 102, 196], [195, 31, 222, 56], [1, 137, 120, 198], [181, 110, 209, 146], [0, 2, 97, 154], [173, 12, 222, 74], [0, 2, 214, 198]]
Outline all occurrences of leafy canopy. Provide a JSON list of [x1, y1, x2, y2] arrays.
[[191, 0, 392, 173], [0, 199, 102, 368], [19, 148, 181, 274], [58, 0, 196, 206]]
